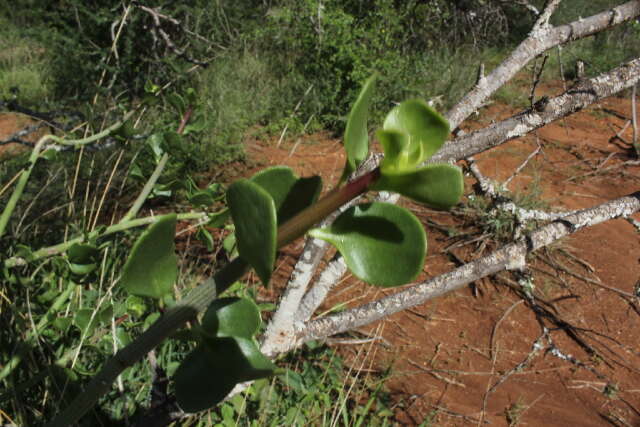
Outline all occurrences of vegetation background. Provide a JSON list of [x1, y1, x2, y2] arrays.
[[1, 0, 638, 425]]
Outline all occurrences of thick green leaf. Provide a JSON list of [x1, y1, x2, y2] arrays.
[[67, 243, 99, 264], [188, 190, 215, 207], [383, 99, 449, 165], [227, 180, 277, 286], [120, 214, 178, 298], [250, 166, 322, 224], [342, 74, 377, 181], [309, 202, 426, 287], [373, 163, 464, 210], [174, 336, 276, 412], [68, 262, 97, 276], [196, 227, 214, 252], [201, 297, 261, 339], [377, 129, 411, 173]]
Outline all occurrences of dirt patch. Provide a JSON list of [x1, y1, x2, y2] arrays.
[[246, 92, 640, 425], [0, 112, 50, 161]]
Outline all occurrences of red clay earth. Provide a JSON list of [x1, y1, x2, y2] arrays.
[[2, 83, 639, 425], [241, 88, 640, 426]]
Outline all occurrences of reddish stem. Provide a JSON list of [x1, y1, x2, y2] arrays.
[[276, 167, 381, 247]]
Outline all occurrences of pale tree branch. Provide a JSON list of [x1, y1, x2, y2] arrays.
[[281, 55, 640, 340], [299, 191, 640, 343], [445, 0, 640, 129], [432, 57, 640, 163], [258, 3, 640, 358], [533, 0, 563, 33]]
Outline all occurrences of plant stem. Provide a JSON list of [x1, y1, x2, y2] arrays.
[[0, 281, 76, 382], [0, 111, 135, 238], [4, 212, 208, 268], [121, 152, 169, 222], [277, 167, 380, 247], [47, 167, 381, 427]]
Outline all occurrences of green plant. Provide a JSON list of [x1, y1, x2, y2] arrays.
[[505, 397, 527, 426], [9, 74, 461, 424], [0, 17, 51, 104]]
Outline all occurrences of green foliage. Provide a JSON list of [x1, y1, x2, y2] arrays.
[[120, 214, 178, 299], [202, 298, 262, 339], [343, 73, 377, 179], [250, 166, 322, 224], [373, 99, 463, 209], [382, 100, 450, 165], [375, 163, 465, 210], [0, 17, 51, 104], [310, 202, 427, 287], [175, 297, 275, 413], [227, 180, 278, 286]]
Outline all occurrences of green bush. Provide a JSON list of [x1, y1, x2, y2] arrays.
[[0, 17, 51, 104]]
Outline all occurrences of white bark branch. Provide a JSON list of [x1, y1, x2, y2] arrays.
[[432, 57, 640, 163], [445, 0, 640, 129], [299, 191, 640, 342], [259, 0, 640, 368]]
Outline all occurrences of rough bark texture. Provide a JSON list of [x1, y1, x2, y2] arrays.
[[299, 192, 640, 343], [432, 57, 640, 163], [258, 0, 640, 358], [444, 0, 640, 129]]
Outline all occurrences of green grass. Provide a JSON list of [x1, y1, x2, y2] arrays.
[[182, 343, 395, 426], [0, 17, 51, 104]]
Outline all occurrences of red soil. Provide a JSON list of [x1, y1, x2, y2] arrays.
[[243, 90, 640, 426]]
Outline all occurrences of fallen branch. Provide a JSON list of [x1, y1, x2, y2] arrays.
[[299, 191, 640, 342]]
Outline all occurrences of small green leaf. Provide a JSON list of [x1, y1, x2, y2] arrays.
[[126, 295, 147, 318], [383, 99, 449, 165], [68, 262, 97, 276], [227, 180, 277, 286], [53, 317, 72, 332], [184, 114, 207, 135], [67, 243, 100, 276], [250, 166, 322, 223], [166, 93, 186, 115], [377, 129, 410, 173], [40, 148, 59, 161], [188, 190, 215, 207], [67, 243, 99, 264], [373, 163, 464, 210], [201, 297, 261, 339], [147, 133, 165, 163], [174, 337, 276, 412], [342, 74, 377, 181], [208, 209, 230, 228], [222, 231, 237, 256], [196, 227, 214, 252], [74, 309, 100, 336], [120, 214, 178, 298], [309, 202, 426, 287]]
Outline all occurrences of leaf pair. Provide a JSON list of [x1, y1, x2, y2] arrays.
[[340, 75, 462, 210], [372, 100, 463, 210], [312, 76, 465, 288], [174, 298, 275, 412], [227, 167, 322, 286]]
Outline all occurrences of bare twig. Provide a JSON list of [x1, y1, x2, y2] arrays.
[[632, 84, 639, 155]]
